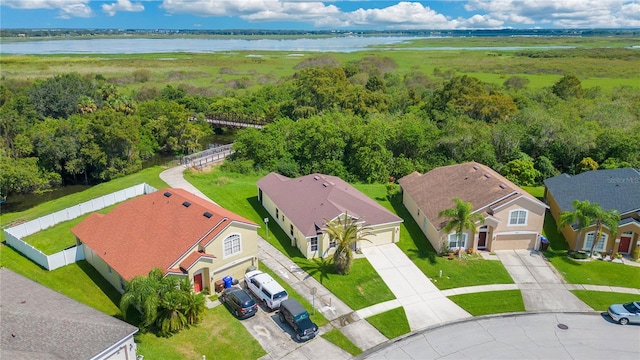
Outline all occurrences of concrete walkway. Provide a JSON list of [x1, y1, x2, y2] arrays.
[[496, 250, 592, 312], [359, 244, 471, 331]]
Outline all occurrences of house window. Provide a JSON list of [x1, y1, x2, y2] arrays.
[[223, 234, 242, 257], [290, 224, 294, 236], [448, 233, 468, 249], [276, 208, 279, 219], [508, 209, 528, 226], [583, 232, 607, 252], [329, 237, 337, 248], [310, 237, 318, 252]]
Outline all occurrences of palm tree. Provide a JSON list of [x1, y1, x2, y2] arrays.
[[438, 198, 485, 258], [156, 290, 188, 336], [558, 200, 620, 256], [120, 268, 165, 329], [324, 211, 374, 275], [179, 277, 206, 325]]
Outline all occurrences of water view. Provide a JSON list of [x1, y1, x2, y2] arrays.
[[0, 36, 574, 54]]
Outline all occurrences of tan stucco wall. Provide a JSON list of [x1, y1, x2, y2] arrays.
[[83, 244, 127, 293], [489, 197, 546, 250], [401, 190, 442, 252]]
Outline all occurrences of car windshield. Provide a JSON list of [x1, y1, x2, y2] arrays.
[[294, 311, 310, 322], [273, 290, 287, 300], [622, 302, 640, 313]]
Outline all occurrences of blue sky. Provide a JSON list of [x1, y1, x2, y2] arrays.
[[2, 1, 639, 30]]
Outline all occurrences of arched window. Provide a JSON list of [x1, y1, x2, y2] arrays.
[[448, 233, 468, 249], [583, 231, 607, 252], [508, 209, 528, 226], [223, 234, 241, 257]]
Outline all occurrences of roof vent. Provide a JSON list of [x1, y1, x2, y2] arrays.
[[182, 201, 191, 207], [484, 173, 492, 178], [329, 181, 335, 186], [322, 183, 329, 187], [203, 212, 213, 218], [473, 165, 479, 170], [164, 192, 172, 197], [313, 175, 319, 180], [499, 184, 507, 189]]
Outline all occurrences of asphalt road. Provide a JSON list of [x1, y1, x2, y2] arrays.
[[360, 312, 640, 360]]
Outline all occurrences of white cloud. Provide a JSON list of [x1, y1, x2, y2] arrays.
[[346, 2, 457, 29], [102, 0, 144, 16], [2, 0, 93, 18], [466, 0, 640, 28]]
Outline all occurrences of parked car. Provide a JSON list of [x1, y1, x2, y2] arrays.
[[608, 301, 640, 325], [219, 286, 258, 319], [278, 298, 319, 341], [244, 270, 288, 310]]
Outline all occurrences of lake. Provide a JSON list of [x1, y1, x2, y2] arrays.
[[0, 36, 573, 54]]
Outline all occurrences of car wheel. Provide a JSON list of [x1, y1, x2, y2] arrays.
[[619, 318, 629, 325]]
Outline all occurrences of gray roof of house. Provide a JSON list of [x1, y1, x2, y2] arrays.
[[257, 172, 403, 237], [0, 268, 138, 360], [543, 168, 640, 215]]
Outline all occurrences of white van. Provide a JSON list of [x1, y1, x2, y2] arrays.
[[244, 270, 288, 310]]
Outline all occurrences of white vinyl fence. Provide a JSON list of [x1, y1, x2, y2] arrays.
[[4, 183, 157, 270]]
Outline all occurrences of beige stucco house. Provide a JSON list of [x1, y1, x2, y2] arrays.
[[398, 162, 548, 252], [544, 168, 640, 256], [72, 188, 259, 293], [257, 173, 403, 259]]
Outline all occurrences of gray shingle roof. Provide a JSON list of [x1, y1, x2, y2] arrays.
[[543, 168, 640, 215], [0, 268, 138, 360], [257, 173, 403, 237]]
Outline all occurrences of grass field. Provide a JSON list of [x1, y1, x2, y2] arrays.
[[448, 290, 525, 316], [569, 291, 640, 312], [365, 306, 411, 340], [2, 36, 638, 95]]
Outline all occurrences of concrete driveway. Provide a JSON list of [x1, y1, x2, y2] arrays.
[[360, 243, 471, 331], [361, 312, 640, 360], [496, 250, 592, 312]]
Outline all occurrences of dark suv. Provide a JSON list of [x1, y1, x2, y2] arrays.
[[278, 298, 319, 341], [219, 287, 258, 319]]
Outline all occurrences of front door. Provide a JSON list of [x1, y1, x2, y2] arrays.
[[619, 235, 632, 253], [194, 273, 203, 292], [478, 228, 487, 249]]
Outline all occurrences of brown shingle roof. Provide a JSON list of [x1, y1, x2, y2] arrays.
[[71, 188, 257, 280], [257, 173, 403, 237], [398, 162, 544, 229]]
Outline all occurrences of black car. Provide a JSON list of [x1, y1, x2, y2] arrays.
[[219, 287, 258, 319], [278, 298, 319, 341]]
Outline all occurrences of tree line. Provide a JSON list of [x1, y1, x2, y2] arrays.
[[1, 54, 639, 198]]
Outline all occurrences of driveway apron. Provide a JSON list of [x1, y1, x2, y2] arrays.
[[361, 243, 471, 331], [496, 250, 592, 312]]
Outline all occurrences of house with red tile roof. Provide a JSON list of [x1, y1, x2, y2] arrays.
[[257, 173, 403, 259], [398, 162, 548, 252], [72, 188, 259, 293]]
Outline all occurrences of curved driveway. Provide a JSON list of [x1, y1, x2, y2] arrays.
[[361, 312, 640, 360]]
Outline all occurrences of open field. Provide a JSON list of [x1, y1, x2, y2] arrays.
[[2, 36, 638, 95]]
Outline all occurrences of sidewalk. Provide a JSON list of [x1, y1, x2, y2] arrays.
[[359, 244, 471, 331]]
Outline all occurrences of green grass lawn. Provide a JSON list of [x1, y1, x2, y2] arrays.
[[185, 168, 396, 310], [448, 290, 525, 316], [365, 307, 411, 340], [569, 291, 640, 311], [135, 306, 265, 360], [321, 328, 363, 357], [355, 184, 514, 290], [1, 166, 169, 234], [542, 211, 640, 288]]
